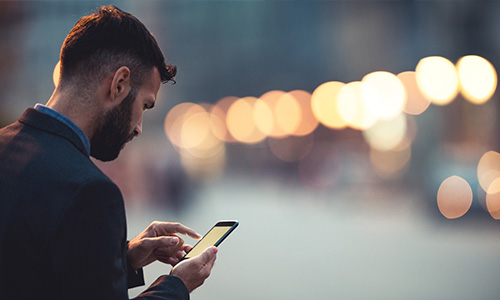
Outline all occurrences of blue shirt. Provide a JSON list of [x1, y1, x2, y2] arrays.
[[34, 103, 91, 157]]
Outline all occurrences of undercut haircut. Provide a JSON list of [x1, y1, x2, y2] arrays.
[[59, 5, 176, 90]]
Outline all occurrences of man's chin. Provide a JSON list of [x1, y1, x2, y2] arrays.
[[91, 153, 120, 162], [90, 147, 122, 162]]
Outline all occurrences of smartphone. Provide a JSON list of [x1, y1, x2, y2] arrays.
[[182, 220, 239, 260]]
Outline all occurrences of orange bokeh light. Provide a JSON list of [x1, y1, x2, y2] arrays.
[[287, 90, 319, 136], [212, 96, 239, 142], [311, 81, 347, 129], [275, 92, 302, 135], [338, 81, 378, 130], [477, 150, 500, 193], [437, 176, 473, 219], [397, 71, 431, 115], [486, 179, 500, 220], [53, 60, 61, 88], [226, 97, 267, 144], [259, 90, 289, 138], [164, 102, 205, 148]]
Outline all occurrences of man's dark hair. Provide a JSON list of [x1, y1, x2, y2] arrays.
[[59, 5, 176, 89]]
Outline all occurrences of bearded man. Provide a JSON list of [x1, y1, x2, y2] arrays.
[[0, 5, 217, 300]]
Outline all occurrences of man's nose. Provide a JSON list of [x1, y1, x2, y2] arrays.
[[134, 117, 143, 137]]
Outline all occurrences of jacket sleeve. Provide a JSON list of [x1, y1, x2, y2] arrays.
[[127, 243, 146, 288], [49, 179, 189, 300]]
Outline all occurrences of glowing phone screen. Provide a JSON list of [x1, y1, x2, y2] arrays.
[[184, 225, 233, 259]]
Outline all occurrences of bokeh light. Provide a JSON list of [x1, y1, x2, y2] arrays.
[[362, 112, 407, 151], [397, 71, 431, 115], [457, 55, 497, 105], [180, 111, 211, 149], [311, 81, 347, 129], [161, 54, 499, 217], [53, 60, 60, 87], [360, 71, 406, 120], [259, 90, 289, 138], [180, 111, 225, 159], [164, 102, 227, 181], [437, 175, 473, 219], [226, 97, 267, 144], [252, 99, 274, 136], [275, 92, 302, 135], [164, 102, 206, 148], [268, 134, 314, 162], [212, 96, 239, 142], [208, 105, 229, 142], [287, 90, 319, 136], [338, 81, 378, 130], [477, 150, 500, 193], [486, 178, 500, 220], [416, 56, 459, 105]]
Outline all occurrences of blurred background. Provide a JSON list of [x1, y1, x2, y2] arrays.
[[2, 0, 500, 299]]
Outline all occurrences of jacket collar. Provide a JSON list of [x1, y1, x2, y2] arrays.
[[18, 108, 89, 157]]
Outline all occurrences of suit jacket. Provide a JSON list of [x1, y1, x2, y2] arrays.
[[0, 108, 189, 300]]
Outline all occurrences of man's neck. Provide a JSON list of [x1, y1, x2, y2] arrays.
[[46, 90, 99, 142]]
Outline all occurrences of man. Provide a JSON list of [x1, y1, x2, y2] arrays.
[[0, 5, 217, 300]]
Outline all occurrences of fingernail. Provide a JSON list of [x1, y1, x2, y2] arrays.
[[170, 237, 179, 245]]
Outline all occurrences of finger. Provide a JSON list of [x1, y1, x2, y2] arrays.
[[182, 245, 193, 253], [155, 243, 183, 257], [153, 222, 202, 239], [169, 223, 201, 239], [141, 236, 180, 251], [175, 250, 184, 260], [167, 257, 180, 265], [155, 248, 178, 259], [156, 254, 179, 266], [155, 243, 185, 256], [154, 247, 185, 257], [162, 257, 179, 266]]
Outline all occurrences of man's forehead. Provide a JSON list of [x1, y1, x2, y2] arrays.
[[142, 67, 162, 92]]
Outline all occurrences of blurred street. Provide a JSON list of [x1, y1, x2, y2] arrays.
[[127, 173, 500, 300]]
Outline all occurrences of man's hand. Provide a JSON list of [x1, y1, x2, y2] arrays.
[[127, 221, 201, 270], [171, 246, 218, 293]]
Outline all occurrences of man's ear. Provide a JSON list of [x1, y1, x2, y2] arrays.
[[107, 66, 132, 108]]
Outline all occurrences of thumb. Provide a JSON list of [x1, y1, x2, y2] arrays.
[[198, 246, 218, 266]]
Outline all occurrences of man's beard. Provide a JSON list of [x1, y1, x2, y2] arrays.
[[90, 88, 137, 161]]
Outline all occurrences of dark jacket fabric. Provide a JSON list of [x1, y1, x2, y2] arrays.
[[0, 108, 188, 300]]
